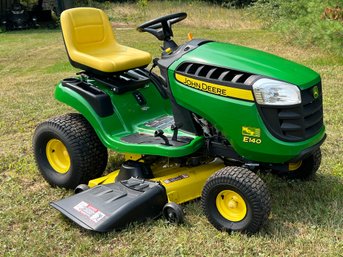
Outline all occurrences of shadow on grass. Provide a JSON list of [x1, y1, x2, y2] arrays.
[[262, 173, 343, 235]]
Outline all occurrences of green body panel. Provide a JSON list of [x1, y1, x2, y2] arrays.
[[179, 42, 320, 88], [168, 42, 325, 163], [54, 80, 204, 157], [55, 41, 325, 163]]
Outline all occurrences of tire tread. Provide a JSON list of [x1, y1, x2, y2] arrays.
[[201, 166, 271, 234], [33, 113, 108, 188]]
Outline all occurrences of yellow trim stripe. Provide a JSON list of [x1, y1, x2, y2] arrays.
[[175, 73, 254, 101]]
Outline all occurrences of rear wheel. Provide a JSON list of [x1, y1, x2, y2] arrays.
[[33, 113, 108, 189], [201, 166, 271, 234], [279, 149, 322, 180]]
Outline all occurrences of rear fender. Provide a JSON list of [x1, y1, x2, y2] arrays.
[[54, 82, 124, 148]]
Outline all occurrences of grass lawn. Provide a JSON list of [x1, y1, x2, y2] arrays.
[[0, 1, 342, 256]]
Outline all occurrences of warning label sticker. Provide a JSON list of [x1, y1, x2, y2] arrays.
[[73, 201, 106, 223], [164, 174, 189, 184]]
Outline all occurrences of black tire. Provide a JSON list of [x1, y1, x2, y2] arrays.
[[33, 113, 108, 189], [201, 166, 271, 234], [278, 149, 322, 180], [162, 202, 185, 225], [74, 184, 90, 194]]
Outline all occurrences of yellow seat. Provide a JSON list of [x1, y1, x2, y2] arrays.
[[61, 8, 152, 73]]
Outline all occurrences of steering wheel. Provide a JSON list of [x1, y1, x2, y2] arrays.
[[137, 13, 187, 41]]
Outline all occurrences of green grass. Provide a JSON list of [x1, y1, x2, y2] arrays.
[[1, 1, 343, 256], [251, 0, 343, 56]]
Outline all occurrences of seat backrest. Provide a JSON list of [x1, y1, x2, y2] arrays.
[[61, 7, 117, 57]]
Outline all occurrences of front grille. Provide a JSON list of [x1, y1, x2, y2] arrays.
[[176, 62, 259, 86], [258, 82, 323, 142]]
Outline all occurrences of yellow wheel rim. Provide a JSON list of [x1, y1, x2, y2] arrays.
[[216, 190, 247, 222], [289, 161, 302, 171], [46, 139, 71, 174]]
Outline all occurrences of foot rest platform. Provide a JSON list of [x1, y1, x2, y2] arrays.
[[121, 133, 192, 146]]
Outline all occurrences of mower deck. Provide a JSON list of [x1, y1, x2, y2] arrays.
[[51, 178, 168, 232], [50, 160, 224, 232], [89, 160, 225, 204]]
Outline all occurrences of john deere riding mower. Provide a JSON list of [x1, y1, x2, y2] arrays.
[[33, 8, 326, 233]]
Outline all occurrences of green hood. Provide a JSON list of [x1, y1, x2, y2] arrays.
[[178, 42, 320, 89]]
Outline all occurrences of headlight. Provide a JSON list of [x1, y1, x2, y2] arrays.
[[252, 78, 301, 106]]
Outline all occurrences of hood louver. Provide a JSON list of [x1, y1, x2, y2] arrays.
[[175, 62, 260, 86]]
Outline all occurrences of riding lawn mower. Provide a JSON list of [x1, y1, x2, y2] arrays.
[[1, 1, 39, 30], [33, 7, 326, 234]]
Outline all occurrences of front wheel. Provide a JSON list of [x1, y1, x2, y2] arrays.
[[201, 166, 271, 234], [279, 149, 322, 180], [33, 113, 108, 189]]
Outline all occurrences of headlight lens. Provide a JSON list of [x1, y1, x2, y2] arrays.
[[252, 78, 301, 106]]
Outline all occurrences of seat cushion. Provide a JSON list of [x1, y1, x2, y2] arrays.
[[72, 43, 152, 73], [61, 8, 152, 73]]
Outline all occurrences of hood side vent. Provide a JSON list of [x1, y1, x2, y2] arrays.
[[175, 62, 257, 86]]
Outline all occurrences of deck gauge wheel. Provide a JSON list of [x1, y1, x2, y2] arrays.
[[74, 184, 90, 194], [163, 202, 185, 225]]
